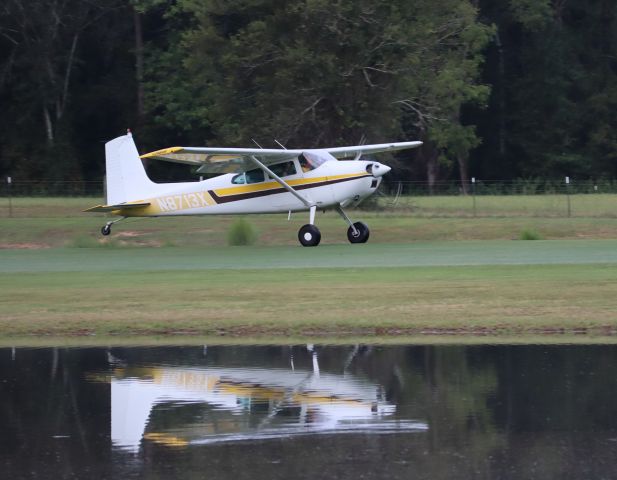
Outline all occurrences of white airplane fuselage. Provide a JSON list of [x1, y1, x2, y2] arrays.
[[115, 157, 386, 218], [89, 133, 418, 245]]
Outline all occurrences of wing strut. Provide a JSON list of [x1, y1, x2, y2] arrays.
[[249, 155, 314, 208]]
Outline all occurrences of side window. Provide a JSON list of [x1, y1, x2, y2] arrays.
[[244, 168, 265, 184], [269, 161, 297, 178], [232, 168, 265, 184], [232, 173, 246, 184]]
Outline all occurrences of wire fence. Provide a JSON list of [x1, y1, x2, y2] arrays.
[[379, 179, 617, 196], [2, 179, 617, 198], [1, 179, 616, 218], [2, 180, 105, 197]]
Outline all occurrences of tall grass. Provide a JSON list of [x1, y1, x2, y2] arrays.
[[227, 218, 257, 246], [519, 229, 543, 240]]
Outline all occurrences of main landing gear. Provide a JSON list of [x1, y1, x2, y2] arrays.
[[298, 224, 321, 247], [296, 205, 370, 247], [298, 205, 321, 247]]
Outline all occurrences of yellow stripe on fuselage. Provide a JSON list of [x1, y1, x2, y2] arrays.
[[214, 172, 367, 197]]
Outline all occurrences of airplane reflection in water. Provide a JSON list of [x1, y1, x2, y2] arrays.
[[110, 347, 427, 451]]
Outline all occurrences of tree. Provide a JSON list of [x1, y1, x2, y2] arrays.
[[0, 0, 131, 181], [144, 0, 492, 188], [474, 0, 617, 179]]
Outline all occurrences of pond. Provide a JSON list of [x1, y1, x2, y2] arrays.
[[1, 344, 617, 479]]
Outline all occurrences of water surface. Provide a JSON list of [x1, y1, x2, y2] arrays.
[[1, 344, 617, 479]]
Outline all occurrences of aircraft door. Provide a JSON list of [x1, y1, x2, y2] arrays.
[[298, 152, 336, 207]]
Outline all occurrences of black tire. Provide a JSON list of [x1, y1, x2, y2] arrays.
[[347, 221, 369, 244], [101, 225, 111, 236], [298, 224, 321, 247]]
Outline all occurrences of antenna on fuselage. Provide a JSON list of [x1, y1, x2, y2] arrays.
[[251, 139, 264, 149], [274, 139, 287, 150]]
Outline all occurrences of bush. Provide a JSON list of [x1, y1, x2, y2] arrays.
[[519, 229, 543, 240], [227, 217, 257, 246]]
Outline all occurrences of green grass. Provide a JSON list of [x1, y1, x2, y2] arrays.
[[2, 206, 617, 249], [0, 262, 616, 337], [227, 217, 258, 246], [1, 197, 617, 341], [2, 194, 616, 218], [1, 241, 617, 272], [519, 228, 543, 240], [379, 193, 617, 218], [0, 242, 616, 338]]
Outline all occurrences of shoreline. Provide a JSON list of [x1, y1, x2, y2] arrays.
[[3, 330, 617, 348]]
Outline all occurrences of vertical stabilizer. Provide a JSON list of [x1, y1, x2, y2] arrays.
[[105, 133, 157, 204]]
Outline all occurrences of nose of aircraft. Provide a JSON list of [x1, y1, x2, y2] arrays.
[[369, 162, 391, 177]]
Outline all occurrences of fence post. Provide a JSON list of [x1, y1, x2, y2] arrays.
[[6, 176, 12, 218], [565, 176, 571, 217], [471, 177, 476, 217]]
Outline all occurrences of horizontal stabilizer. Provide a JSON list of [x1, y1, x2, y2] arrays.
[[84, 202, 150, 213]]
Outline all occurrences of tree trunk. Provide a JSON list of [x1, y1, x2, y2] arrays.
[[419, 143, 439, 195], [134, 8, 145, 126], [458, 154, 469, 194], [43, 106, 54, 146], [59, 33, 79, 120], [426, 153, 438, 195], [495, 29, 506, 159]]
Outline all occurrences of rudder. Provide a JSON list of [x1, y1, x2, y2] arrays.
[[105, 133, 157, 204]]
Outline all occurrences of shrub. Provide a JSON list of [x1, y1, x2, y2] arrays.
[[227, 217, 257, 246], [519, 229, 543, 240]]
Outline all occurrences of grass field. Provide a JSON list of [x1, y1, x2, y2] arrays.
[[1, 242, 616, 339], [1, 197, 616, 342], [380, 193, 617, 218], [2, 194, 617, 218], [1, 196, 617, 249]]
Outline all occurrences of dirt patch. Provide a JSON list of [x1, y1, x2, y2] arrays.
[[0, 243, 50, 249], [21, 324, 617, 339], [115, 231, 145, 238]]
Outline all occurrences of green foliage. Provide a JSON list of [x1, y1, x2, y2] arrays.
[[227, 217, 257, 246], [519, 229, 543, 240], [144, 0, 492, 163], [508, 0, 552, 30], [477, 0, 617, 179], [0, 0, 615, 186]]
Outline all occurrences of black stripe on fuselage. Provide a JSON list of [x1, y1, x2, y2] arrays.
[[208, 174, 372, 204]]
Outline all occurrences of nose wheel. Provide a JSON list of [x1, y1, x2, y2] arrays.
[[347, 221, 370, 243], [298, 224, 321, 247], [336, 205, 370, 244]]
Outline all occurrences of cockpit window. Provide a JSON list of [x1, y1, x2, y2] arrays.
[[298, 151, 332, 172], [231, 168, 265, 184], [269, 161, 297, 178]]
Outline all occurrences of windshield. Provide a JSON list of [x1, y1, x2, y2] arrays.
[[298, 151, 335, 172]]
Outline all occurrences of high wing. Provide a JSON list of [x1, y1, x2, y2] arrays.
[[325, 141, 423, 159], [140, 141, 422, 174], [140, 147, 299, 174]]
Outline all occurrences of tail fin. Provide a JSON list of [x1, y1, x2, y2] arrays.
[[105, 133, 157, 204]]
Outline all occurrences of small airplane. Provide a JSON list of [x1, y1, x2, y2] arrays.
[[86, 132, 422, 246]]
